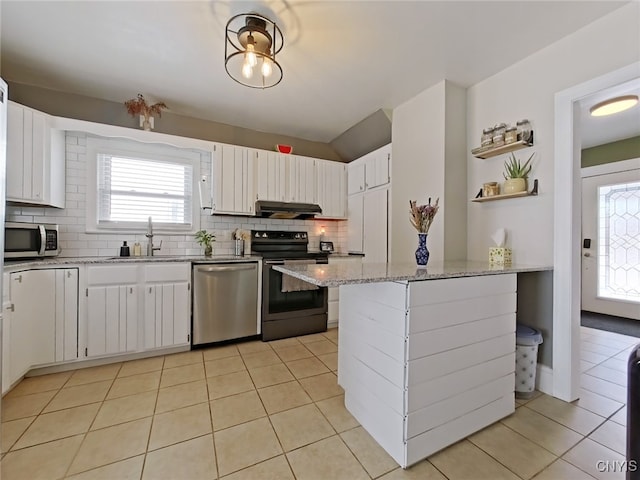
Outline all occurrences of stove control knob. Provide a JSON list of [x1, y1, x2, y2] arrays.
[[294, 233, 300, 239], [254, 232, 260, 238], [302, 233, 307, 238], [262, 233, 268, 238]]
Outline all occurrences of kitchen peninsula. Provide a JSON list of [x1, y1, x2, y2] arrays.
[[274, 261, 552, 468]]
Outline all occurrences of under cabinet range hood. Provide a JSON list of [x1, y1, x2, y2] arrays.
[[255, 201, 322, 219]]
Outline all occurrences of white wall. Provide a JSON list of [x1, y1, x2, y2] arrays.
[[466, 2, 640, 265], [6, 132, 348, 257], [391, 80, 467, 263]]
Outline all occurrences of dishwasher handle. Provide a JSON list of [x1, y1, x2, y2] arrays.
[[196, 264, 256, 273]]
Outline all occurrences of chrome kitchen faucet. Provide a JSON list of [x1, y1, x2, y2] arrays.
[[145, 216, 162, 256]]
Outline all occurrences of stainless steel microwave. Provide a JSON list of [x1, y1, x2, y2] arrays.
[[4, 222, 60, 258]]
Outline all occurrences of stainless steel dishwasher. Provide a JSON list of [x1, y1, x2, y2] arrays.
[[192, 262, 258, 345]]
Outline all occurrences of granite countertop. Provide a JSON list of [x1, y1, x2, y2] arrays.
[[4, 255, 262, 271], [273, 260, 553, 287]]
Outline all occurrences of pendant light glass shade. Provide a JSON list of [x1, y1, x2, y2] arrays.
[[590, 95, 639, 117], [225, 13, 284, 89]]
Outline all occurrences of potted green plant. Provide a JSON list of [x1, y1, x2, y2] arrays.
[[195, 230, 215, 257], [503, 152, 534, 194]]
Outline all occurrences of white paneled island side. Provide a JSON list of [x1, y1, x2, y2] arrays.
[[273, 261, 552, 468]]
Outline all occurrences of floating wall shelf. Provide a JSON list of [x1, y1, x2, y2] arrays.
[[472, 179, 539, 203], [471, 132, 534, 159]]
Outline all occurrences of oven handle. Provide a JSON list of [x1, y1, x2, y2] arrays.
[[264, 259, 328, 265], [38, 225, 47, 256], [264, 260, 285, 266]]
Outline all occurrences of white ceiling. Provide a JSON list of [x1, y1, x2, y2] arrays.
[[0, 1, 636, 146]]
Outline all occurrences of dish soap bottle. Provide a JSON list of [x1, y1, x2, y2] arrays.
[[120, 241, 130, 257], [133, 242, 142, 256]]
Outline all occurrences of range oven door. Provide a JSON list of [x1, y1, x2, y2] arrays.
[[261, 259, 328, 341]]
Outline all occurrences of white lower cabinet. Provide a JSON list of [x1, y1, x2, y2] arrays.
[[86, 265, 138, 357], [3, 268, 78, 394], [84, 263, 191, 359], [143, 264, 191, 349]]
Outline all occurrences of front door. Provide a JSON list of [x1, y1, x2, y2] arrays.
[[581, 165, 640, 319]]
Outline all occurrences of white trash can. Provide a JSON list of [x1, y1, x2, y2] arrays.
[[515, 324, 543, 399]]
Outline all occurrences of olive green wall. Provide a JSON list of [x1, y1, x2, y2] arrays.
[[6, 81, 343, 161], [581, 136, 640, 168]]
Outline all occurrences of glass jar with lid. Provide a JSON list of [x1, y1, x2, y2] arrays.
[[481, 127, 494, 147], [492, 123, 506, 147], [516, 119, 532, 143], [505, 126, 518, 144]]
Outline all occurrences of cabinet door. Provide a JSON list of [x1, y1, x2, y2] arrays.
[[55, 269, 79, 362], [347, 161, 365, 195], [2, 301, 12, 394], [6, 103, 48, 203], [87, 285, 137, 357], [347, 193, 364, 253], [288, 156, 316, 203], [9, 270, 56, 379], [365, 145, 391, 189], [144, 282, 190, 349], [317, 160, 347, 218], [255, 150, 287, 202], [363, 188, 389, 263], [213, 144, 254, 215]]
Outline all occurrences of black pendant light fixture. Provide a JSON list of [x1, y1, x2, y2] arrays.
[[225, 13, 284, 89]]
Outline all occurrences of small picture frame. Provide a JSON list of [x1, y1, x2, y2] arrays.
[[320, 241, 334, 253]]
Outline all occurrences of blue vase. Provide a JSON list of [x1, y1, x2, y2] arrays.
[[415, 233, 430, 266]]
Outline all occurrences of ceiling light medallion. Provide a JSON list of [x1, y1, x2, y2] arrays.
[[225, 13, 283, 89], [590, 95, 639, 117]]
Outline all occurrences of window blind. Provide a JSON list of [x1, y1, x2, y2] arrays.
[[97, 154, 193, 227]]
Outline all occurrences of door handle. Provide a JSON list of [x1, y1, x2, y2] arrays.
[[584, 253, 591, 257]]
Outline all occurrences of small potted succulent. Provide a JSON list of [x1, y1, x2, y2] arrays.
[[195, 230, 216, 257], [503, 152, 534, 194]]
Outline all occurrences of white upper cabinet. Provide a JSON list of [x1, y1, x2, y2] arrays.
[[288, 155, 317, 204], [347, 161, 365, 195], [316, 159, 347, 218], [348, 143, 391, 195], [254, 149, 288, 202], [365, 143, 391, 189], [6, 101, 65, 208], [212, 144, 254, 215]]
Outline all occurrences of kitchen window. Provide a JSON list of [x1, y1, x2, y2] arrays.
[[87, 136, 202, 232]]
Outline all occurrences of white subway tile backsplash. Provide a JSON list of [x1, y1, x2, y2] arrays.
[[11, 132, 347, 257]]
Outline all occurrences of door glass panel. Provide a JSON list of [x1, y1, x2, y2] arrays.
[[598, 181, 640, 302]]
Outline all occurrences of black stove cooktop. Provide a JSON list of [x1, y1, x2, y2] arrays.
[[250, 230, 328, 261]]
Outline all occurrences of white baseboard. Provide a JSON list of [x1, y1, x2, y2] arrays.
[[327, 320, 339, 329], [536, 364, 554, 396]]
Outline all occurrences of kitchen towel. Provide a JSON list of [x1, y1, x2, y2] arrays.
[[281, 260, 319, 293]]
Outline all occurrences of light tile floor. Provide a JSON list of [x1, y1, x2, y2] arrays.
[[0, 326, 637, 479]]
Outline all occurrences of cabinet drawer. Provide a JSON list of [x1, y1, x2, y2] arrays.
[[87, 265, 138, 285], [144, 263, 190, 283]]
